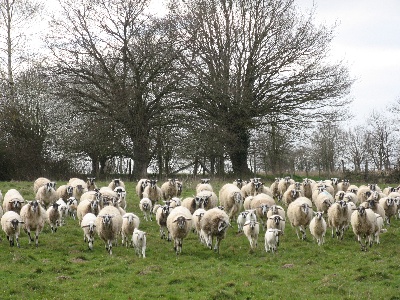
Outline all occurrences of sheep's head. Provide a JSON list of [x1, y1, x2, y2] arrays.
[[201, 179, 210, 184], [357, 206, 366, 216], [67, 197, 77, 206], [173, 216, 191, 229], [66, 186, 73, 196], [76, 184, 84, 193], [336, 191, 345, 200], [52, 202, 60, 210], [161, 205, 171, 216], [217, 219, 229, 232], [234, 178, 243, 188], [10, 218, 23, 230], [149, 180, 157, 189], [82, 221, 96, 234], [30, 200, 39, 212], [386, 197, 395, 207], [124, 214, 136, 224], [113, 179, 121, 187], [291, 189, 299, 199], [100, 214, 113, 225], [260, 204, 269, 215], [133, 229, 146, 241], [176, 181, 183, 193], [331, 178, 339, 186], [300, 203, 310, 214], [367, 199, 376, 208], [314, 211, 324, 220], [270, 215, 283, 225], [141, 179, 150, 190], [91, 200, 99, 211], [239, 211, 249, 218]]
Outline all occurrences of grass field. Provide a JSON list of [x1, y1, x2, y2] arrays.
[[0, 179, 399, 300]]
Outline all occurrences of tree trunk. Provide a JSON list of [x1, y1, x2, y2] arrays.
[[227, 129, 251, 176]]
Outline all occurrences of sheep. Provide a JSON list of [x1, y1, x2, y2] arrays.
[[373, 213, 386, 244], [156, 204, 173, 240], [287, 197, 313, 240], [219, 184, 243, 222], [334, 191, 346, 202], [69, 178, 88, 201], [139, 197, 153, 221], [351, 206, 378, 251], [196, 179, 213, 194], [56, 199, 68, 225], [309, 211, 327, 246], [170, 197, 182, 208], [327, 200, 350, 240], [233, 178, 244, 189], [135, 179, 149, 199], [181, 196, 201, 214], [192, 208, 207, 242], [347, 184, 359, 195], [56, 185, 74, 201], [241, 180, 256, 198], [277, 177, 293, 202], [301, 178, 314, 199], [86, 177, 97, 191], [197, 190, 218, 210], [378, 197, 397, 225], [200, 207, 230, 254], [282, 188, 301, 206], [77, 199, 100, 225], [114, 186, 127, 210], [267, 205, 286, 220], [33, 177, 56, 194], [382, 186, 398, 196], [250, 193, 276, 229], [96, 206, 123, 255], [175, 180, 183, 197], [254, 181, 273, 197], [343, 192, 358, 204], [266, 214, 286, 237], [315, 191, 334, 214], [264, 228, 281, 253], [1, 211, 24, 247], [270, 178, 281, 200], [132, 228, 147, 258], [3, 189, 25, 214], [161, 179, 178, 200], [81, 213, 97, 250], [237, 211, 250, 233], [99, 187, 118, 207], [20, 200, 47, 247], [242, 219, 260, 250], [337, 179, 350, 192], [330, 178, 340, 194], [66, 197, 78, 220], [143, 180, 162, 206], [121, 213, 140, 247], [108, 178, 125, 190], [357, 186, 372, 204], [243, 196, 254, 210], [46, 203, 62, 233], [36, 183, 58, 209], [167, 206, 193, 254], [360, 199, 386, 220]]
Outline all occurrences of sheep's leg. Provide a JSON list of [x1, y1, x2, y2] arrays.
[[16, 234, 20, 248], [331, 227, 335, 238], [35, 229, 39, 247], [300, 226, 306, 240], [294, 227, 300, 239], [9, 236, 13, 247], [214, 237, 221, 254], [142, 246, 146, 258], [26, 229, 34, 244]]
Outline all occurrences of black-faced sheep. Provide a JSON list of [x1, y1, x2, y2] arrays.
[[1, 211, 24, 247]]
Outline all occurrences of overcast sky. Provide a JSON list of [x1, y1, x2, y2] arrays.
[[297, 0, 400, 125]]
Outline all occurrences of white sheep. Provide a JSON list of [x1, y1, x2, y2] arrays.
[[156, 204, 173, 240], [337, 179, 350, 192], [170, 197, 182, 208], [192, 208, 207, 242], [86, 177, 97, 191], [181, 196, 201, 214], [20, 200, 47, 247], [96, 206, 123, 255], [114, 186, 127, 210], [56, 185, 74, 201], [135, 179, 149, 199], [327, 200, 351, 240], [46, 203, 61, 233], [378, 197, 397, 225], [277, 177, 293, 202], [139, 197, 153, 221], [270, 178, 281, 201], [132, 228, 147, 258], [66, 197, 78, 220], [250, 193, 275, 230], [242, 219, 260, 250], [142, 180, 162, 206], [282, 188, 301, 206], [81, 213, 97, 250], [315, 191, 334, 214], [108, 178, 125, 190], [309, 211, 327, 246], [167, 206, 193, 254], [301, 178, 314, 199], [77, 199, 100, 225], [161, 179, 178, 200], [121, 213, 140, 247], [69, 178, 88, 201], [287, 197, 313, 240], [351, 206, 377, 251], [200, 207, 230, 254], [36, 183, 58, 209], [237, 211, 249, 233], [196, 179, 213, 194], [241, 180, 256, 198], [3, 189, 25, 214], [233, 178, 244, 189], [264, 228, 281, 253], [219, 184, 243, 222], [56, 198, 68, 225], [197, 190, 218, 210], [1, 211, 24, 247], [33, 177, 55, 194], [266, 214, 286, 237]]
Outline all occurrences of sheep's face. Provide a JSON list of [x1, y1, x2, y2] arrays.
[[315, 211, 324, 220], [52, 203, 60, 210], [161, 205, 170, 216], [248, 220, 257, 229], [149, 180, 157, 189], [350, 188, 358, 194], [67, 197, 77, 206], [88, 222, 95, 235], [101, 215, 113, 225], [126, 215, 135, 224], [343, 179, 350, 186], [10, 219, 20, 230], [217, 206, 224, 210], [134, 229, 146, 241], [284, 177, 291, 183], [323, 199, 332, 208], [141, 180, 150, 191], [30, 201, 39, 213], [194, 196, 202, 207], [272, 215, 282, 225], [337, 191, 345, 200], [387, 198, 394, 206], [201, 179, 210, 184], [174, 216, 190, 229], [218, 220, 228, 232], [95, 191, 102, 201], [113, 179, 121, 187], [91, 201, 99, 211], [65, 186, 73, 196], [367, 200, 376, 208], [261, 204, 269, 215], [290, 189, 298, 199], [357, 206, 366, 216], [45, 183, 53, 193], [142, 202, 149, 210], [254, 181, 262, 192], [87, 177, 96, 185], [176, 182, 183, 193], [339, 200, 347, 209], [331, 178, 339, 185], [234, 179, 243, 188], [300, 203, 310, 214]]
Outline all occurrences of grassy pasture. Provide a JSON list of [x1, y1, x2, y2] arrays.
[[0, 180, 399, 300]]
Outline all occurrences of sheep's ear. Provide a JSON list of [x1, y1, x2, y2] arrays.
[[19, 221, 24, 224], [172, 220, 177, 223], [81, 225, 89, 228], [185, 218, 192, 221], [123, 216, 128, 218]]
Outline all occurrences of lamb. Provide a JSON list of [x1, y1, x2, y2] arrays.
[[142, 180, 162, 206], [264, 228, 281, 253], [219, 184, 243, 222], [3, 189, 25, 214], [327, 200, 350, 240], [282, 188, 301, 206], [167, 206, 193, 254], [77, 199, 100, 225], [1, 211, 24, 247], [135, 179, 149, 199], [267, 205, 286, 220], [351, 206, 378, 251], [200, 207, 230, 254], [277, 177, 293, 202], [250, 193, 276, 229], [108, 178, 125, 190], [270, 178, 281, 200], [156, 204, 173, 240], [337, 179, 350, 192], [192, 208, 207, 242], [170, 197, 182, 208], [114, 186, 127, 210], [197, 190, 218, 210], [69, 178, 88, 200], [121, 213, 140, 247], [95, 205, 123, 255], [266, 214, 286, 236], [196, 179, 213, 194], [86, 177, 97, 191], [241, 179, 257, 198], [181, 196, 201, 214], [56, 199, 68, 225], [315, 191, 334, 214], [66, 197, 78, 220], [56, 185, 74, 201], [36, 183, 58, 209], [20, 200, 47, 247], [237, 211, 250, 233], [309, 211, 327, 246], [81, 213, 97, 250], [242, 219, 260, 250], [378, 197, 397, 225], [161, 179, 178, 200], [287, 197, 313, 240], [46, 203, 62, 233], [132, 228, 147, 258], [139, 197, 153, 221], [33, 177, 56, 194]]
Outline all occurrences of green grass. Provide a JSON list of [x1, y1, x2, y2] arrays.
[[0, 180, 399, 300]]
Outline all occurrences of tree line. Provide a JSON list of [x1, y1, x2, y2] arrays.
[[1, 0, 396, 182]]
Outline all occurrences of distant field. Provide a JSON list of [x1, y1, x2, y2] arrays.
[[0, 180, 399, 300]]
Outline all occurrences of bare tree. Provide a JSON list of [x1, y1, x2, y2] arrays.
[[344, 125, 368, 172]]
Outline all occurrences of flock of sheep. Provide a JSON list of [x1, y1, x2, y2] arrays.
[[0, 176, 398, 255]]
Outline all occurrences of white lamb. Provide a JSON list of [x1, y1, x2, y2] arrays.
[[3, 189, 25, 214], [81, 212, 97, 250], [139, 197, 153, 221], [200, 207, 230, 254], [132, 228, 147, 258], [309, 211, 327, 246], [192, 208, 207, 243], [121, 213, 140, 247], [77, 199, 100, 225], [114, 186, 127, 210], [66, 197, 78, 220], [36, 183, 58, 209], [266, 214, 286, 236], [20, 200, 47, 247], [167, 206, 193, 254], [86, 177, 97, 191], [287, 197, 313, 240], [219, 184, 243, 222], [56, 199, 68, 225], [1, 211, 24, 247], [237, 211, 249, 233], [242, 219, 260, 250], [378, 197, 397, 225], [46, 203, 61, 233], [264, 228, 281, 253], [96, 206, 123, 255]]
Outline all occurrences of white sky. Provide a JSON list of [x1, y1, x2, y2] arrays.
[[297, 0, 400, 125]]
